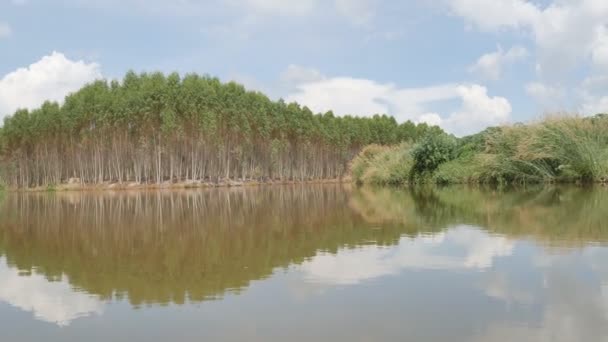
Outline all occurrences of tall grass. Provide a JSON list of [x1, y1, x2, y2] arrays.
[[479, 115, 608, 183], [350, 143, 413, 186], [351, 115, 608, 185]]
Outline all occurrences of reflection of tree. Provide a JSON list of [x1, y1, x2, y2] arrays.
[[1, 185, 607, 307], [351, 185, 608, 246], [0, 186, 408, 306]]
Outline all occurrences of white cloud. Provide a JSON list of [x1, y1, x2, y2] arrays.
[[574, 75, 608, 114], [241, 0, 317, 16], [280, 64, 325, 85], [335, 0, 376, 26], [0, 51, 102, 118], [525, 82, 565, 105], [417, 113, 443, 126], [0, 257, 104, 326], [0, 22, 11, 38], [581, 94, 608, 115], [66, 0, 381, 27], [591, 25, 608, 72], [469, 45, 528, 80], [301, 226, 514, 285], [448, 0, 608, 77], [285, 66, 511, 135], [447, 0, 539, 31], [447, 84, 511, 134], [287, 76, 391, 116]]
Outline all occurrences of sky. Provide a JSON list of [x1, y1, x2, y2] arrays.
[[1, 0, 607, 136]]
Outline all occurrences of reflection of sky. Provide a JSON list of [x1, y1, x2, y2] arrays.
[[0, 257, 103, 326], [478, 247, 608, 342], [2, 224, 608, 340], [301, 225, 514, 285], [298, 225, 608, 341], [472, 249, 608, 342]]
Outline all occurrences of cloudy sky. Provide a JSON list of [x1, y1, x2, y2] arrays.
[[1, 0, 608, 135]]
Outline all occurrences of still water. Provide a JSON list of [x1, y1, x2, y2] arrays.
[[0, 185, 607, 341]]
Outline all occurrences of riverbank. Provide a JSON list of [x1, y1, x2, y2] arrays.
[[7, 177, 350, 192], [352, 115, 608, 186]]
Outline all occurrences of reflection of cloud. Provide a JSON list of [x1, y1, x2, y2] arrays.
[[0, 258, 104, 326], [475, 247, 608, 341], [301, 226, 514, 285], [482, 272, 534, 305]]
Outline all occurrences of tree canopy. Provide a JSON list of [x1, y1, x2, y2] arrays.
[[0, 71, 441, 188]]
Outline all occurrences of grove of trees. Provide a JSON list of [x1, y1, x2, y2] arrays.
[[0, 71, 441, 188]]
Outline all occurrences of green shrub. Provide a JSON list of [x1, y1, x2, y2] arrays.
[[411, 133, 458, 175], [350, 114, 608, 186]]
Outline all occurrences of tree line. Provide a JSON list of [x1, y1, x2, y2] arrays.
[[0, 71, 441, 188]]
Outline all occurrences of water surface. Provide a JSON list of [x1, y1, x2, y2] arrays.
[[1, 185, 608, 341]]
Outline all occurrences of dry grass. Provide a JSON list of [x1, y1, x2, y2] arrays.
[[351, 114, 608, 185]]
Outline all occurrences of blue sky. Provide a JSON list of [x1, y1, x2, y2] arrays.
[[1, 0, 607, 135]]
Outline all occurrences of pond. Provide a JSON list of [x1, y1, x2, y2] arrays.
[[0, 185, 607, 341]]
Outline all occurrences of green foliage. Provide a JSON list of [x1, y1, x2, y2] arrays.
[[0, 72, 441, 188], [352, 115, 608, 186], [411, 133, 458, 175]]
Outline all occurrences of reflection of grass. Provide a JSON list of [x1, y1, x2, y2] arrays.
[[1, 185, 607, 306], [350, 185, 608, 246]]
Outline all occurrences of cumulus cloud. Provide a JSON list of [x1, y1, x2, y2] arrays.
[[469, 45, 528, 80], [446, 84, 511, 134], [284, 66, 511, 135], [417, 113, 443, 126], [0, 22, 11, 38], [0, 51, 102, 118], [448, 0, 608, 77]]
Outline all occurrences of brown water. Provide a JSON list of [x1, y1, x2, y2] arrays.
[[1, 185, 608, 341]]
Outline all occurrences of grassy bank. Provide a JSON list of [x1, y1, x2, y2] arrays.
[[351, 114, 608, 185]]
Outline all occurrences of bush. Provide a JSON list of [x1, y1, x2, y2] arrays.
[[411, 133, 458, 175], [350, 114, 608, 186]]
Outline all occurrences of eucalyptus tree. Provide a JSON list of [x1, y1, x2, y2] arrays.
[[0, 72, 441, 188]]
